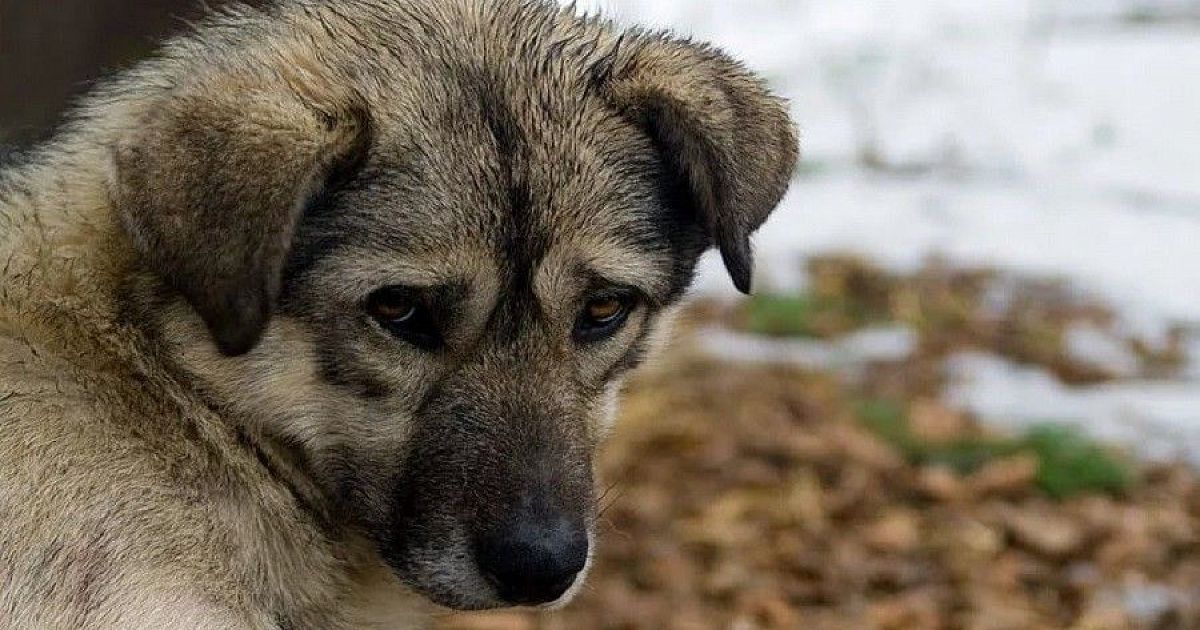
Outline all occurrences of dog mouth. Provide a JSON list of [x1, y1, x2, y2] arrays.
[[536, 529, 595, 611], [381, 521, 595, 611], [472, 511, 591, 606], [410, 540, 594, 610]]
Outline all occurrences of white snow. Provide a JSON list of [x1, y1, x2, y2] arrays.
[[576, 0, 1200, 324], [571, 0, 1200, 458], [1064, 323, 1141, 378], [698, 325, 917, 371], [944, 351, 1200, 462]]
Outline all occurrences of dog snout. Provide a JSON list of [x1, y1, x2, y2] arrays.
[[476, 512, 589, 605]]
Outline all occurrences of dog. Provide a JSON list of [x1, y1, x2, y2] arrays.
[[0, 0, 797, 627]]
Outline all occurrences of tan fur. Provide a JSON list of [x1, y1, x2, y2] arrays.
[[0, 1, 796, 627]]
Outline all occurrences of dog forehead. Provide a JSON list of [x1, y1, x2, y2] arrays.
[[350, 87, 667, 260], [295, 134, 671, 311]]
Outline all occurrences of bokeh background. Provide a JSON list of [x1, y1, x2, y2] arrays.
[[4, 1, 1200, 628], [575, 0, 1200, 461]]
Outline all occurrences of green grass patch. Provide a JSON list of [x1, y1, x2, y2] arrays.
[[743, 294, 834, 337], [855, 398, 1020, 472], [1023, 425, 1135, 499], [856, 398, 917, 453], [742, 293, 880, 338], [855, 398, 1134, 499]]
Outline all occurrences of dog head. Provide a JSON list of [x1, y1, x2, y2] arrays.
[[111, 0, 796, 610]]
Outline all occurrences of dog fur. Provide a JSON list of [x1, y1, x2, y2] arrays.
[[0, 1, 797, 627]]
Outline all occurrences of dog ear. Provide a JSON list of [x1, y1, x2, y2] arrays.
[[604, 35, 798, 293], [113, 80, 369, 356]]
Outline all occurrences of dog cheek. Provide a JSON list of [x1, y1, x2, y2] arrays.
[[589, 377, 626, 440]]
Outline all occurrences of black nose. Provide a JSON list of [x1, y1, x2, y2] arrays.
[[477, 515, 589, 605]]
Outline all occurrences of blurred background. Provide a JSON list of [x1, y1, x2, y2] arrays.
[[4, 1, 1200, 628]]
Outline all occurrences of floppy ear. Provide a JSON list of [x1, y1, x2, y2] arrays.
[[604, 35, 798, 293], [113, 81, 369, 356]]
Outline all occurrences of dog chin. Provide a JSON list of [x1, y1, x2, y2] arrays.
[[404, 559, 594, 612], [413, 572, 590, 612], [381, 558, 496, 611], [409, 580, 503, 612]]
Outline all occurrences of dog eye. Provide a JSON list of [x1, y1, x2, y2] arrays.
[[366, 287, 441, 350], [370, 300, 417, 323], [587, 298, 624, 323], [574, 294, 635, 343]]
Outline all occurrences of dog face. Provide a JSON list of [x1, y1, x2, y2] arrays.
[[111, 0, 795, 611]]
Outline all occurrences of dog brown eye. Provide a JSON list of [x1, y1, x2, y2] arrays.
[[366, 287, 441, 351], [574, 293, 635, 343], [369, 299, 417, 324], [586, 298, 624, 323]]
